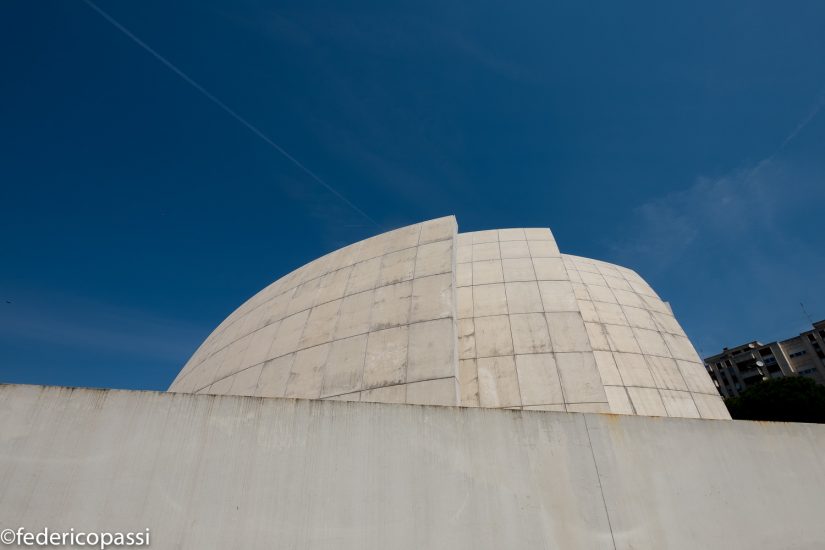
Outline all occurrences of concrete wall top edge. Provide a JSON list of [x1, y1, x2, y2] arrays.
[[0, 382, 767, 425]]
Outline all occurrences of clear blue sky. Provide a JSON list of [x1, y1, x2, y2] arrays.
[[2, 0, 824, 391]]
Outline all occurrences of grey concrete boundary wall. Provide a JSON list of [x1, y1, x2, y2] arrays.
[[1, 384, 824, 549]]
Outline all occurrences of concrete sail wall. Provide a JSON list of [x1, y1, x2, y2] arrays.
[[1, 385, 823, 550], [170, 216, 728, 419], [170, 216, 459, 406], [454, 226, 725, 418]]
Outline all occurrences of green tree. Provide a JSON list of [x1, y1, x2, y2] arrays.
[[725, 376, 825, 423]]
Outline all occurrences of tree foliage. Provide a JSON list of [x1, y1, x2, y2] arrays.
[[725, 376, 825, 423]]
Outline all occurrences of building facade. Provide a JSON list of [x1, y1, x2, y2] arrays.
[[170, 216, 728, 419], [704, 320, 825, 398]]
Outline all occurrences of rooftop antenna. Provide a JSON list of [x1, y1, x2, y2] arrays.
[[800, 302, 813, 326]]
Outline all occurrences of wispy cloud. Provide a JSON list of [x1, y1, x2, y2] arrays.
[[83, 0, 381, 231], [0, 290, 205, 363], [610, 158, 780, 271], [612, 83, 825, 274], [605, 82, 825, 353], [779, 84, 825, 150]]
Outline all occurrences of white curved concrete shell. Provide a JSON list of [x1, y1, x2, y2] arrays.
[[170, 216, 729, 419]]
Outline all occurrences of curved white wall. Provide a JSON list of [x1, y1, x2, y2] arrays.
[[170, 216, 729, 420], [170, 216, 459, 406]]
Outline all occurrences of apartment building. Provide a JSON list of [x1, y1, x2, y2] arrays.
[[704, 320, 825, 398]]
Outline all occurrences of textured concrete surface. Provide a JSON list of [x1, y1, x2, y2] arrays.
[[455, 228, 725, 418], [1, 384, 822, 549], [170, 216, 459, 406], [171, 216, 728, 419]]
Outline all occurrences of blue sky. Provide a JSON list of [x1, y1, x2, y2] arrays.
[[1, 0, 824, 391]]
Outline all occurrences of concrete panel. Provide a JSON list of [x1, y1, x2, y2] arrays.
[[498, 228, 526, 241], [456, 262, 472, 287], [509, 313, 553, 354], [474, 315, 514, 358], [566, 402, 610, 413], [473, 283, 508, 316], [621, 305, 656, 330], [660, 389, 701, 418], [578, 299, 599, 322], [646, 355, 689, 391], [418, 216, 454, 244], [361, 384, 405, 404], [477, 356, 522, 408], [585, 412, 825, 549], [405, 377, 458, 406], [555, 352, 608, 404], [370, 281, 412, 330], [604, 385, 634, 414], [627, 386, 667, 417], [316, 266, 352, 305], [414, 240, 452, 278], [284, 343, 330, 398], [363, 326, 407, 389], [456, 244, 472, 263], [298, 299, 342, 348], [242, 322, 281, 368], [378, 247, 417, 286], [594, 301, 628, 326], [346, 256, 381, 295], [586, 284, 618, 304], [459, 358, 480, 406], [692, 392, 732, 420], [537, 281, 578, 312], [502, 258, 536, 282], [593, 351, 623, 386], [532, 257, 567, 280], [515, 353, 563, 406], [584, 322, 611, 351], [632, 327, 672, 358], [472, 243, 501, 262], [678, 360, 719, 395], [227, 364, 262, 396], [504, 281, 543, 314], [545, 312, 591, 352], [407, 319, 455, 382], [456, 286, 473, 319], [321, 334, 367, 397], [499, 240, 530, 259], [604, 323, 642, 354], [334, 290, 374, 340], [613, 352, 655, 388], [457, 319, 476, 359], [255, 354, 293, 398], [410, 273, 453, 323], [472, 259, 504, 284], [5, 386, 817, 549], [527, 240, 559, 257], [268, 309, 310, 359]]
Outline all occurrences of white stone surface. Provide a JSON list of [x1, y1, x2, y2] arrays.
[[172, 218, 727, 420]]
